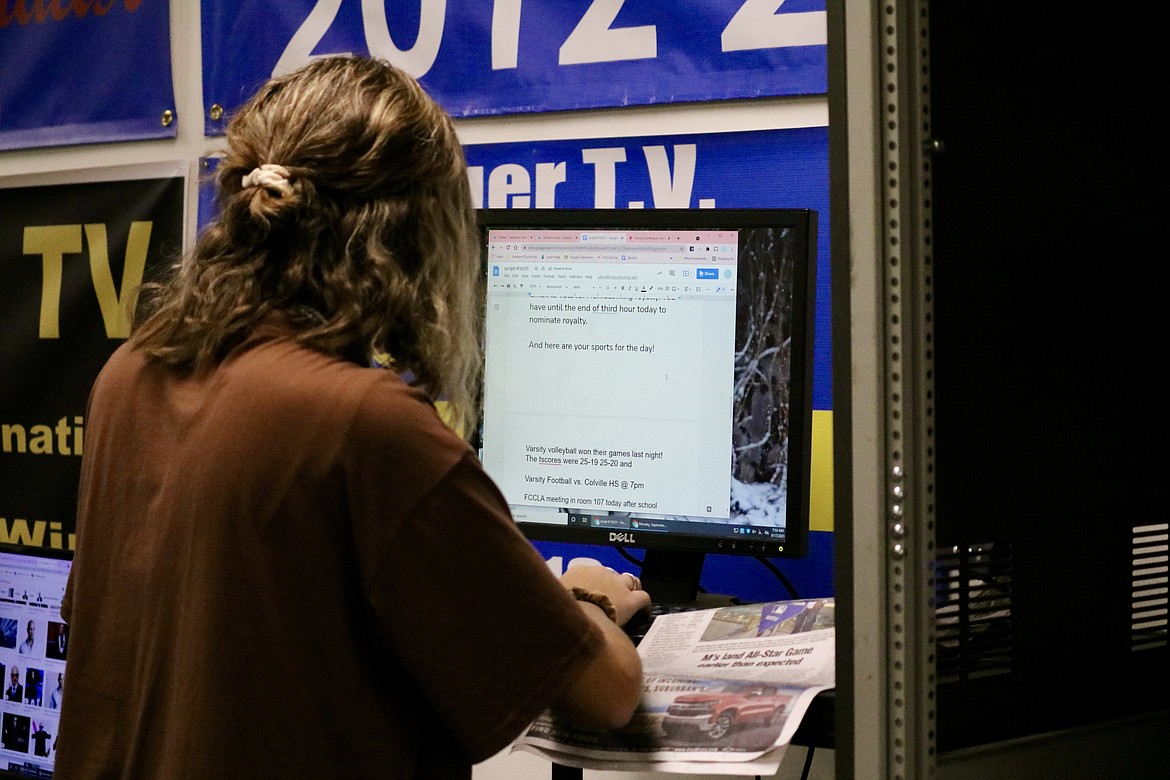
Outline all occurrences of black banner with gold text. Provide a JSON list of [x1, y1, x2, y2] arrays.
[[0, 170, 185, 554]]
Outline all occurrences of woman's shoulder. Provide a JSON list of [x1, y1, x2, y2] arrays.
[[231, 334, 458, 443]]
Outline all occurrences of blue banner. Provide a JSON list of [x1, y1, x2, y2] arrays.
[[463, 127, 833, 601], [0, 1, 176, 151], [201, 0, 826, 134], [201, 127, 830, 406]]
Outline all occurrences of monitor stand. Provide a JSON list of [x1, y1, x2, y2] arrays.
[[637, 548, 738, 608]]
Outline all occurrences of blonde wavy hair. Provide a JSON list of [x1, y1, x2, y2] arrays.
[[131, 56, 483, 439]]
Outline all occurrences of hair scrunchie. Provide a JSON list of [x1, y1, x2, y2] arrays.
[[241, 164, 293, 197]]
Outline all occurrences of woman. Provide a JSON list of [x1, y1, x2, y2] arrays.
[[56, 56, 650, 779]]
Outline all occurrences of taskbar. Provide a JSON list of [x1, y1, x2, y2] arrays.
[[565, 511, 785, 541]]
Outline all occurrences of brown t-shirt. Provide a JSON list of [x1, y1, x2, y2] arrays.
[[55, 326, 603, 779]]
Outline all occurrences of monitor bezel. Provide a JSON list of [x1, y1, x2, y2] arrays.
[[475, 207, 817, 574]]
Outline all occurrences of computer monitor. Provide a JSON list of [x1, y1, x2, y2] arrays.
[[0, 548, 71, 778], [476, 208, 817, 605]]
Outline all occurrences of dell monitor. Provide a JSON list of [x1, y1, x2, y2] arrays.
[[476, 208, 817, 606]]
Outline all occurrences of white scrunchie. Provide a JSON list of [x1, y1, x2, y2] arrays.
[[241, 164, 292, 196]]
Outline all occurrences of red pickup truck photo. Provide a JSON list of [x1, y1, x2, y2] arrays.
[[660, 683, 792, 741]]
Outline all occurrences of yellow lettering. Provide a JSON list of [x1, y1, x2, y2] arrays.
[[23, 224, 82, 339], [1, 418, 85, 455], [86, 221, 151, 338], [28, 424, 53, 454], [50, 521, 65, 549], [2, 423, 27, 453], [54, 416, 72, 456], [23, 222, 152, 339], [0, 518, 46, 547], [0, 518, 74, 551]]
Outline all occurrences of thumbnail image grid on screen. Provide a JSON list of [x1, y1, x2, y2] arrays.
[[0, 551, 70, 778]]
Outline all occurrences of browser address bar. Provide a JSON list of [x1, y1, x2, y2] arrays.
[[519, 243, 689, 252]]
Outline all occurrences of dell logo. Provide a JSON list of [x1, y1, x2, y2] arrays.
[[609, 532, 637, 544]]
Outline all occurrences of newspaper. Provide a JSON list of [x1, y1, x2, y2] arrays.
[[513, 598, 835, 776]]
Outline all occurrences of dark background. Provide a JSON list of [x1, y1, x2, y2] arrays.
[[929, 3, 1168, 750]]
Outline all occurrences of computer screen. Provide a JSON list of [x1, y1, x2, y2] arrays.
[[0, 549, 70, 778], [476, 208, 817, 604]]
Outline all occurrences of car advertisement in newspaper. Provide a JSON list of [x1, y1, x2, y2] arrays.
[[514, 598, 835, 775]]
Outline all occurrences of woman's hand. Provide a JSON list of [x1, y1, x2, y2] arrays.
[[560, 563, 652, 626]]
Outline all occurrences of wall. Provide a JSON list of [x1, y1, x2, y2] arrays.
[[1, 2, 836, 778]]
